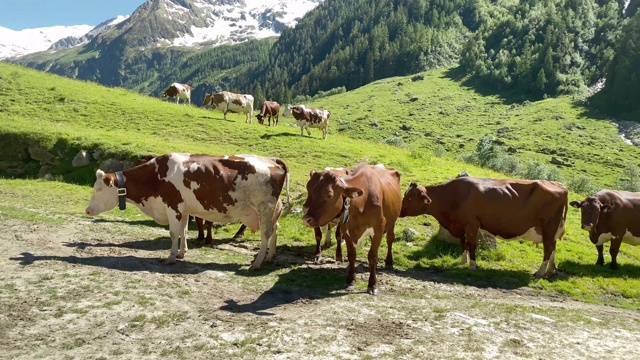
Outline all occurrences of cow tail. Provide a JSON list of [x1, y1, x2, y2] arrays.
[[275, 159, 290, 205]]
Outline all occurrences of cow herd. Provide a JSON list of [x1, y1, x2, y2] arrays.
[[85, 149, 640, 295], [161, 84, 332, 139]]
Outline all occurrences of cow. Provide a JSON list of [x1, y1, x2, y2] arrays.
[[303, 167, 350, 262], [162, 83, 191, 105], [400, 177, 568, 278], [203, 91, 254, 123], [85, 153, 290, 269], [570, 190, 640, 269], [302, 163, 402, 295], [255, 101, 281, 126], [283, 104, 331, 139]]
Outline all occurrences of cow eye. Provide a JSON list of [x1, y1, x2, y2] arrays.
[[326, 193, 333, 199]]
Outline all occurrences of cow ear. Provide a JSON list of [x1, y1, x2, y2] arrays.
[[309, 170, 317, 177], [96, 170, 105, 179], [601, 204, 613, 213], [569, 201, 582, 208], [344, 186, 364, 199]]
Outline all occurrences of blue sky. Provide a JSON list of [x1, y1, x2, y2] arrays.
[[0, 1, 146, 30]]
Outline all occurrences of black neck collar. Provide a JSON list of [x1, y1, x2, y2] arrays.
[[115, 171, 127, 210]]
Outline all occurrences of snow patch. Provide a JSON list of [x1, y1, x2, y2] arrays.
[[0, 25, 93, 59]]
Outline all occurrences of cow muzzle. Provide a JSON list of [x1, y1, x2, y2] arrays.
[[581, 224, 593, 231], [302, 215, 317, 228]]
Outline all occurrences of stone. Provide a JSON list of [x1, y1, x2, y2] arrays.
[[72, 150, 91, 167], [98, 158, 135, 173], [28, 145, 57, 165], [402, 228, 420, 241]]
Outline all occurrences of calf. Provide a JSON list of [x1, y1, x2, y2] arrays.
[[86, 153, 289, 269], [303, 168, 350, 261], [256, 101, 280, 126], [570, 190, 640, 269], [400, 177, 568, 278], [302, 163, 402, 295], [203, 91, 254, 123], [162, 83, 191, 105], [283, 104, 331, 139]]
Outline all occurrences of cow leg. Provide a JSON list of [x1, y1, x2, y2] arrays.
[[384, 223, 396, 270], [335, 225, 343, 262], [267, 220, 279, 262], [177, 216, 189, 259], [534, 234, 557, 278], [195, 216, 205, 241], [306, 124, 312, 136], [250, 204, 277, 270], [223, 110, 228, 121], [300, 125, 304, 136], [595, 244, 605, 266], [323, 126, 328, 139], [204, 220, 213, 246], [166, 216, 186, 264], [324, 223, 333, 248], [367, 229, 384, 295], [314, 226, 323, 262], [609, 237, 622, 270], [233, 224, 247, 239], [344, 226, 357, 291], [459, 234, 469, 265], [464, 227, 479, 270]]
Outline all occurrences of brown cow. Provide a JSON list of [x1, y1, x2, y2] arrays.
[[86, 153, 289, 269], [400, 177, 568, 278], [570, 190, 640, 269], [302, 163, 402, 295], [256, 101, 281, 126], [283, 104, 331, 139], [162, 83, 191, 105], [303, 167, 350, 261]]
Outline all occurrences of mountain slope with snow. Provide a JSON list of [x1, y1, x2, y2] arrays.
[[0, 25, 93, 59]]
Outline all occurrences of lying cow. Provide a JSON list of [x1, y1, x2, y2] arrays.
[[302, 163, 402, 295], [400, 177, 568, 278], [86, 153, 290, 269], [162, 83, 191, 105], [203, 91, 254, 123], [256, 101, 280, 126], [283, 104, 331, 139], [303, 167, 350, 261], [570, 190, 640, 269]]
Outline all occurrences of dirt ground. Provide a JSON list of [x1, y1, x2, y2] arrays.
[[1, 217, 638, 360]]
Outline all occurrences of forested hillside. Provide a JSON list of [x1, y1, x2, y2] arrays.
[[9, 0, 640, 117]]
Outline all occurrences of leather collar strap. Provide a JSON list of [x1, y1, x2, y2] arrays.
[[115, 171, 127, 210], [341, 197, 350, 224]]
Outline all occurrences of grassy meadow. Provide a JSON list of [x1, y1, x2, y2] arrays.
[[1, 62, 640, 309]]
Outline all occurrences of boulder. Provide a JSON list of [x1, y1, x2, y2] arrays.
[[28, 145, 57, 166], [72, 150, 91, 167], [98, 158, 135, 173]]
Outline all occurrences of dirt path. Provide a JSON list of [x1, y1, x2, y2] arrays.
[[0, 218, 638, 359]]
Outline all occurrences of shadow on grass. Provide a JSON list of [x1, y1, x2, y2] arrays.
[[557, 260, 640, 279], [260, 132, 301, 140]]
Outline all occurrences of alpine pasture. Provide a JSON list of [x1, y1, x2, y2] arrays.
[[1, 63, 640, 359]]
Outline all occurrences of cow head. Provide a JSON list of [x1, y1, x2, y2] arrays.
[[282, 104, 293, 117], [85, 170, 119, 216], [256, 114, 265, 124], [570, 197, 613, 234], [400, 182, 433, 217], [202, 93, 213, 107], [302, 170, 361, 228]]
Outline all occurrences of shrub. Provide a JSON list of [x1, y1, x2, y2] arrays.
[[568, 175, 598, 195], [383, 137, 405, 147], [619, 163, 640, 192], [433, 144, 447, 158]]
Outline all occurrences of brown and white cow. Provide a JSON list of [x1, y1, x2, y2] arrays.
[[303, 167, 350, 262], [162, 83, 191, 105], [302, 163, 402, 295], [283, 104, 331, 139], [400, 177, 568, 278], [570, 190, 640, 269], [255, 101, 280, 126], [203, 91, 254, 123], [86, 153, 289, 269]]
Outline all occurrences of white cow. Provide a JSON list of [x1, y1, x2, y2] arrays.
[[283, 104, 331, 139], [162, 83, 191, 105], [203, 91, 254, 123]]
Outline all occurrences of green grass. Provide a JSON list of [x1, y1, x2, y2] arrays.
[[1, 62, 640, 308]]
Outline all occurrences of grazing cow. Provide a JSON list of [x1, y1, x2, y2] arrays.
[[400, 177, 568, 278], [303, 167, 350, 261], [86, 153, 290, 269], [162, 83, 191, 105], [570, 190, 640, 269], [255, 101, 281, 126], [283, 104, 331, 139], [203, 91, 254, 123], [302, 163, 402, 295]]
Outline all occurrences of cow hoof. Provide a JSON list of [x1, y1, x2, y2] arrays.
[[177, 252, 185, 260], [164, 258, 177, 265], [532, 271, 544, 279], [609, 264, 619, 270], [367, 287, 378, 296], [249, 264, 261, 271], [595, 261, 604, 266], [314, 255, 322, 263], [345, 284, 355, 292]]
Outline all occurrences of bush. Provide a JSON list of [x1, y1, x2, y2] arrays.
[[383, 137, 405, 148], [568, 175, 598, 195], [619, 163, 640, 192], [433, 144, 447, 158]]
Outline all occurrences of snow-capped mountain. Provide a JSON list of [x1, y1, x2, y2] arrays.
[[48, 16, 129, 51], [0, 25, 93, 59]]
